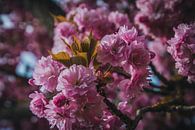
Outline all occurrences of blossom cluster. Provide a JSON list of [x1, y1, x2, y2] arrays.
[[29, 25, 154, 130], [30, 57, 104, 129], [97, 26, 154, 97], [167, 23, 195, 82]]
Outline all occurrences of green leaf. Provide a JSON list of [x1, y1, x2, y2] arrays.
[[50, 13, 67, 24], [76, 52, 88, 64], [93, 54, 101, 69], [81, 37, 90, 52], [50, 33, 100, 68], [72, 36, 81, 52], [87, 37, 98, 62], [61, 38, 73, 52], [51, 51, 70, 60], [70, 56, 87, 66], [50, 51, 71, 67]]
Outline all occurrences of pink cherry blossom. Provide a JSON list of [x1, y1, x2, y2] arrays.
[[108, 11, 132, 29], [118, 26, 138, 44], [97, 34, 127, 66], [122, 42, 151, 71], [57, 64, 96, 95], [29, 91, 48, 118], [32, 56, 64, 92], [44, 93, 77, 130]]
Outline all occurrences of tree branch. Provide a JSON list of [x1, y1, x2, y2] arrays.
[[129, 97, 195, 130], [111, 67, 131, 78], [96, 81, 132, 129]]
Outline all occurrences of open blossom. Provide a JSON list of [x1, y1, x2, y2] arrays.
[[118, 27, 153, 94], [45, 93, 77, 130], [167, 23, 195, 82], [57, 64, 96, 95], [32, 56, 64, 92], [29, 91, 48, 118], [108, 11, 132, 29], [97, 26, 138, 67], [97, 26, 152, 69], [52, 22, 77, 54], [118, 26, 138, 43], [122, 41, 151, 71], [97, 34, 127, 66]]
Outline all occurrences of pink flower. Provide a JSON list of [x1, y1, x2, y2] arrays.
[[52, 22, 77, 54], [97, 34, 127, 66], [113, 26, 153, 71], [32, 56, 64, 92], [118, 26, 138, 43], [53, 92, 70, 108], [108, 11, 132, 29], [57, 64, 96, 95], [44, 93, 77, 130], [97, 26, 152, 69], [29, 91, 48, 118], [167, 23, 195, 82], [122, 41, 151, 71]]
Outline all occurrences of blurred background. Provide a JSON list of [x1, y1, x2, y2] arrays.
[[0, 0, 62, 129]]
